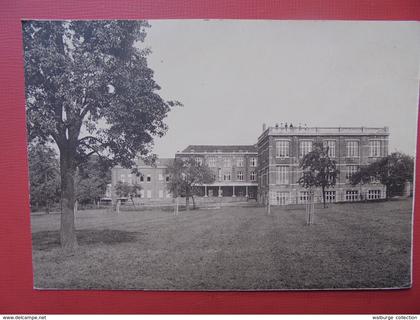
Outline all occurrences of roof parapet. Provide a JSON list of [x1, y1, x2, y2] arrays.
[[259, 126, 389, 140]]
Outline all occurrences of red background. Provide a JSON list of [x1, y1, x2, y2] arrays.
[[1, 0, 419, 314]]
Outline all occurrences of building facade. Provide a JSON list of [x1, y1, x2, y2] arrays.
[[257, 125, 389, 205], [111, 158, 173, 202], [110, 125, 390, 206], [175, 145, 259, 199]]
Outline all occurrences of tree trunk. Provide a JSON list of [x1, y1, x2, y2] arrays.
[[59, 150, 78, 250], [322, 185, 326, 208], [185, 196, 190, 211], [174, 197, 179, 215], [192, 195, 196, 210]]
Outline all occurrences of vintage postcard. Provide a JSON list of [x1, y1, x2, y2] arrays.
[[23, 20, 419, 290]]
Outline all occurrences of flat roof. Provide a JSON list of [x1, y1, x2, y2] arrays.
[[259, 126, 389, 141], [179, 145, 258, 154]]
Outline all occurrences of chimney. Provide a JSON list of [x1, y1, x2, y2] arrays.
[[262, 123, 267, 132]]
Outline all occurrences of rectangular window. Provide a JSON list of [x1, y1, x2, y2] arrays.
[[370, 176, 380, 184], [140, 190, 145, 198], [250, 171, 256, 181], [299, 191, 309, 204], [345, 190, 359, 201], [147, 190, 152, 198], [195, 157, 203, 166], [275, 191, 289, 205], [299, 140, 313, 157], [276, 140, 290, 158], [237, 171, 244, 181], [236, 157, 244, 167], [146, 175, 151, 182], [325, 191, 336, 202], [140, 175, 144, 182], [207, 157, 216, 167], [276, 166, 289, 185], [127, 174, 132, 185], [159, 190, 163, 198], [166, 175, 170, 182], [323, 140, 336, 158], [346, 140, 360, 157], [367, 189, 381, 200], [158, 174, 163, 181], [223, 158, 231, 168], [346, 165, 358, 181], [120, 174, 125, 183], [223, 172, 231, 181], [250, 157, 257, 167], [369, 140, 381, 157]]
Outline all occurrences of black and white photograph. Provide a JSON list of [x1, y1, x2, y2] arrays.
[[23, 20, 419, 290]]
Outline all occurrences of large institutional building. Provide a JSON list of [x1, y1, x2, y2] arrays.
[[110, 125, 390, 205], [258, 125, 389, 205]]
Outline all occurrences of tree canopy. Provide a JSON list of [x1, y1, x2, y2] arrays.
[[350, 152, 414, 197], [23, 20, 180, 168], [167, 157, 215, 210], [298, 142, 339, 207]]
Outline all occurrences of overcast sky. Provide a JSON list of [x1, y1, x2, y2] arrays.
[[142, 20, 420, 157]]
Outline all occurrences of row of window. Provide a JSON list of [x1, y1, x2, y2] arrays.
[[121, 170, 258, 184], [275, 139, 384, 158], [217, 169, 256, 182], [193, 157, 258, 168], [345, 190, 382, 201], [270, 189, 382, 205], [119, 173, 170, 184], [272, 165, 379, 185]]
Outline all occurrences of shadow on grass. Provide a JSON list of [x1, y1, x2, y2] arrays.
[[32, 229, 140, 250]]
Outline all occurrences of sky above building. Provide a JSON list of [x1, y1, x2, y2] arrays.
[[142, 20, 420, 157]]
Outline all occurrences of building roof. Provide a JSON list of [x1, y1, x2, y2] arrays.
[[258, 126, 389, 141], [136, 157, 174, 167], [180, 145, 257, 154]]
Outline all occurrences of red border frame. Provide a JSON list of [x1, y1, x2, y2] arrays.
[[1, 0, 419, 314]]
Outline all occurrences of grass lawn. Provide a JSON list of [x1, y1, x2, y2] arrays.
[[31, 199, 413, 290]]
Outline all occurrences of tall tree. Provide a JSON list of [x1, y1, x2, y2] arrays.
[[350, 152, 414, 198], [28, 142, 61, 213], [298, 142, 339, 208], [167, 157, 215, 210], [23, 21, 180, 249]]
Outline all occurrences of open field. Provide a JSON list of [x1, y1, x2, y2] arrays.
[[31, 199, 413, 290]]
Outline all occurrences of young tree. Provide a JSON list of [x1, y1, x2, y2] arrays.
[[298, 142, 339, 208], [350, 152, 414, 198], [23, 21, 180, 249], [114, 181, 142, 206], [28, 142, 61, 213], [167, 157, 215, 210]]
